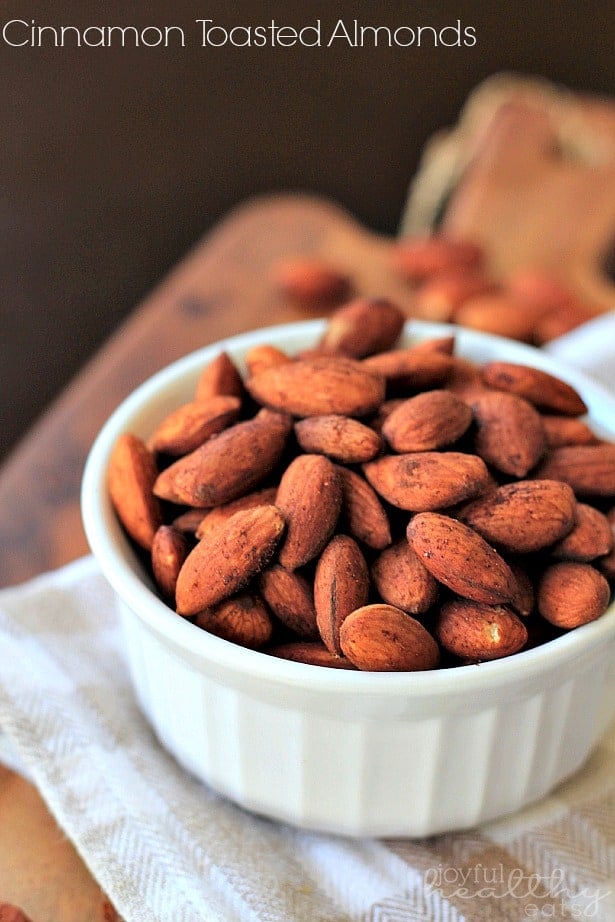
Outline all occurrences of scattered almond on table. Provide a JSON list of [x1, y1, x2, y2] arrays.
[[108, 296, 615, 670]]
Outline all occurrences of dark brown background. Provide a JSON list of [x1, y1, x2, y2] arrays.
[[1, 0, 613, 461]]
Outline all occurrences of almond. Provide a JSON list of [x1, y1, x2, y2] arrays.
[[471, 391, 547, 476], [597, 507, 615, 581], [258, 564, 318, 638], [318, 297, 405, 357], [435, 599, 528, 660], [509, 562, 535, 617], [246, 355, 385, 418], [533, 304, 593, 344], [534, 445, 615, 497], [267, 641, 356, 668], [459, 480, 577, 553], [551, 503, 613, 561], [537, 562, 611, 628], [391, 235, 483, 282], [274, 257, 351, 305], [195, 593, 273, 649], [245, 344, 292, 378], [108, 433, 162, 550], [337, 466, 392, 550], [149, 394, 241, 455], [153, 408, 291, 507], [408, 334, 456, 355], [455, 292, 543, 342], [314, 535, 370, 654], [481, 361, 587, 416], [171, 508, 207, 535], [151, 525, 188, 600], [195, 486, 278, 541], [407, 512, 519, 605], [371, 540, 438, 614], [363, 349, 453, 392], [541, 415, 599, 448], [195, 351, 244, 401], [363, 451, 490, 511], [381, 389, 472, 452], [412, 271, 498, 321], [275, 454, 342, 569], [175, 505, 285, 616], [294, 414, 382, 463], [339, 603, 440, 671]]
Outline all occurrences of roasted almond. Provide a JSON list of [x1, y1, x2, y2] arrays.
[[541, 415, 600, 448], [537, 562, 611, 628], [244, 344, 292, 378], [336, 465, 392, 550], [195, 486, 278, 541], [435, 599, 528, 660], [407, 512, 519, 605], [481, 361, 587, 416], [195, 593, 274, 649], [314, 535, 370, 654], [151, 525, 188, 600], [391, 235, 483, 282], [339, 603, 440, 671], [153, 408, 291, 507], [471, 390, 547, 476], [318, 297, 405, 357], [294, 414, 382, 463], [175, 505, 285, 616], [371, 540, 438, 614], [381, 389, 472, 452], [551, 503, 613, 561], [274, 257, 351, 305], [108, 433, 162, 550], [459, 480, 577, 553], [363, 451, 491, 511], [258, 564, 318, 638], [363, 348, 454, 392], [246, 355, 385, 418], [275, 454, 342, 569], [149, 394, 241, 455], [267, 641, 356, 668], [195, 351, 244, 401], [411, 271, 496, 322], [455, 292, 543, 342], [534, 444, 615, 497]]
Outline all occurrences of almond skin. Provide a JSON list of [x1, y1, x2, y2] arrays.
[[411, 271, 496, 322], [541, 415, 599, 448], [318, 297, 405, 357], [551, 503, 613, 562], [175, 505, 285, 616], [274, 257, 351, 305], [481, 361, 587, 416], [337, 466, 392, 550], [195, 593, 274, 649], [363, 451, 491, 511], [314, 535, 370, 654], [246, 355, 385, 418], [195, 351, 244, 401], [537, 562, 611, 628], [275, 454, 342, 569], [371, 540, 438, 614], [339, 603, 440, 671], [258, 564, 318, 638], [244, 344, 292, 378], [435, 600, 528, 660], [407, 512, 519, 605], [151, 525, 189, 600], [294, 414, 382, 463], [459, 480, 577, 553], [391, 236, 483, 282], [381, 389, 472, 452], [153, 408, 291, 507], [534, 445, 615, 497], [471, 391, 547, 477], [108, 433, 162, 550], [362, 349, 454, 392], [195, 486, 278, 541], [455, 292, 543, 342], [149, 394, 241, 456], [267, 641, 356, 669]]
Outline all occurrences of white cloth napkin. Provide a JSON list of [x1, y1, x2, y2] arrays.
[[0, 312, 614, 922]]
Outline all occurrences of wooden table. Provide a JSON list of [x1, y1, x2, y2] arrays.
[[1, 91, 615, 920]]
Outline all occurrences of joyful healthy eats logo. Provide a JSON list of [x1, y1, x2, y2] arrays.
[[1, 17, 477, 49], [425, 863, 613, 918]]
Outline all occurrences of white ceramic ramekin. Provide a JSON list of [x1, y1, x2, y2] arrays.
[[81, 320, 615, 837]]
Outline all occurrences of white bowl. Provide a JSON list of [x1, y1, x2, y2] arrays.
[[81, 320, 615, 837]]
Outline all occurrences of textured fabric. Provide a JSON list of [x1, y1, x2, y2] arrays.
[[1, 315, 615, 921]]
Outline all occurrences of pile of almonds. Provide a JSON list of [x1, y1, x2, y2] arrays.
[[275, 234, 600, 344], [108, 299, 615, 671]]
